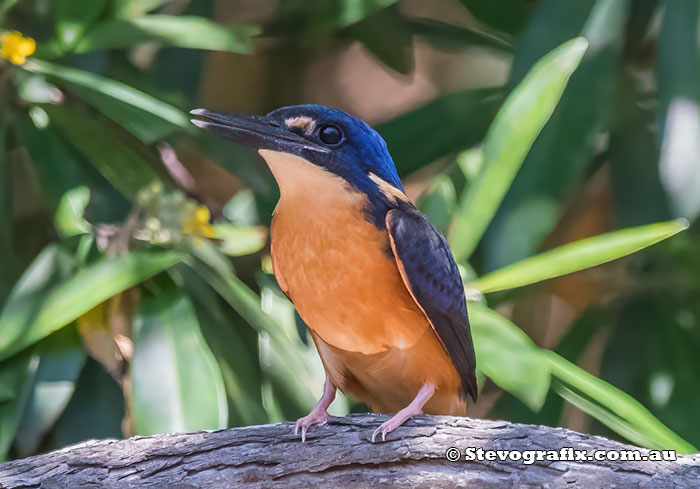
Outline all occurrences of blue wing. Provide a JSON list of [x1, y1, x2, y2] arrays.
[[386, 206, 477, 402]]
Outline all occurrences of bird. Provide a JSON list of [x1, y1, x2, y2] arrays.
[[191, 105, 477, 442]]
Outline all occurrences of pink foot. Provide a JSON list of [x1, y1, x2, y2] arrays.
[[294, 377, 336, 442], [295, 408, 329, 442], [371, 382, 435, 443]]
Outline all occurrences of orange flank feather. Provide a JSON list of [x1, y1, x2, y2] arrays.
[[260, 149, 465, 415]]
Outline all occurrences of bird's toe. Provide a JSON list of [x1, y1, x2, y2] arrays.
[[294, 410, 329, 442]]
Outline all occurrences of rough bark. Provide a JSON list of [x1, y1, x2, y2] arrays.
[[0, 414, 698, 488]]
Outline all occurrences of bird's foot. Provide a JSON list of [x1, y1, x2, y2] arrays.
[[371, 382, 436, 443], [371, 405, 423, 443], [295, 408, 329, 442]]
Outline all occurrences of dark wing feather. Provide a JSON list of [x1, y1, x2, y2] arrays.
[[386, 207, 477, 402]]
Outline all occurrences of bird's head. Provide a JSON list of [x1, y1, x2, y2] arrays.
[[191, 105, 405, 223]]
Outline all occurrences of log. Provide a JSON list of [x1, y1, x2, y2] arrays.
[[0, 414, 698, 488]]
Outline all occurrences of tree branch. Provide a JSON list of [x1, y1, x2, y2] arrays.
[[1, 415, 698, 488]]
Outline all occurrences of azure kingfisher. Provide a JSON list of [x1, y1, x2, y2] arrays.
[[191, 105, 477, 442]]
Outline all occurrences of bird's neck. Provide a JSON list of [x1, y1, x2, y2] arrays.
[[259, 149, 366, 211]]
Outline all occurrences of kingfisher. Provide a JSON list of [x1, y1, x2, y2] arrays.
[[191, 105, 477, 442]]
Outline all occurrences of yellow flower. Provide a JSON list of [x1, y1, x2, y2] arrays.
[[182, 204, 216, 238], [0, 31, 36, 65]]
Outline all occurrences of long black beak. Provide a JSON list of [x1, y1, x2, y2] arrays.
[[190, 109, 329, 154]]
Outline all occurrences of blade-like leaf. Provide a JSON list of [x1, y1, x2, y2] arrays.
[[554, 383, 667, 451], [471, 304, 695, 451], [24, 59, 193, 142], [269, 0, 397, 37], [213, 224, 266, 257], [76, 15, 259, 54], [0, 251, 183, 360], [185, 245, 279, 336], [185, 243, 326, 415], [657, 0, 700, 221], [54, 186, 91, 239], [345, 6, 413, 74], [458, 0, 533, 35], [378, 87, 502, 176], [0, 0, 19, 24], [43, 102, 161, 198], [469, 303, 551, 410], [14, 115, 129, 221], [14, 327, 86, 457], [546, 351, 696, 453], [469, 219, 689, 293], [180, 268, 268, 427], [483, 0, 630, 270], [0, 352, 37, 461], [257, 273, 349, 420], [51, 358, 124, 447], [109, 0, 170, 19], [449, 37, 588, 261], [0, 118, 15, 307], [131, 286, 227, 435], [417, 174, 457, 235], [407, 17, 512, 52], [52, 0, 107, 50]]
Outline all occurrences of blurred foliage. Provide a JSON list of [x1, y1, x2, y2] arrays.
[[0, 0, 699, 462]]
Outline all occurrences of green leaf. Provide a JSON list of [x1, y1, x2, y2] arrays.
[[213, 224, 266, 257], [42, 101, 161, 198], [0, 352, 37, 461], [458, 0, 533, 35], [0, 117, 15, 307], [257, 273, 349, 420], [222, 190, 260, 227], [0, 250, 183, 361], [185, 245, 279, 336], [484, 0, 630, 269], [180, 268, 267, 426], [109, 0, 171, 19], [345, 6, 413, 74], [14, 115, 129, 221], [609, 71, 672, 227], [52, 358, 124, 447], [378, 87, 502, 176], [449, 37, 588, 261], [546, 351, 696, 453], [24, 59, 193, 143], [470, 304, 551, 410], [469, 219, 689, 293], [470, 304, 695, 451], [54, 186, 91, 239], [267, 0, 397, 41], [185, 244, 329, 416], [131, 286, 227, 435], [335, 0, 396, 27], [417, 174, 457, 235], [407, 18, 512, 52], [657, 0, 700, 221], [14, 327, 86, 457], [0, 0, 20, 24], [76, 16, 259, 54], [52, 0, 107, 50]]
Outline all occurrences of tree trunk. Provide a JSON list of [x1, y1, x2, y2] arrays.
[[1, 414, 698, 488]]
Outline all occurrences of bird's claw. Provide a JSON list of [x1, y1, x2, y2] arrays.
[[371, 404, 425, 443], [371, 425, 388, 443], [295, 411, 329, 442]]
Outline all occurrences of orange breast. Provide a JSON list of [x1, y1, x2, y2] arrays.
[[261, 149, 464, 414]]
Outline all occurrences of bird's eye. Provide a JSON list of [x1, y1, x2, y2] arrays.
[[319, 125, 343, 146]]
